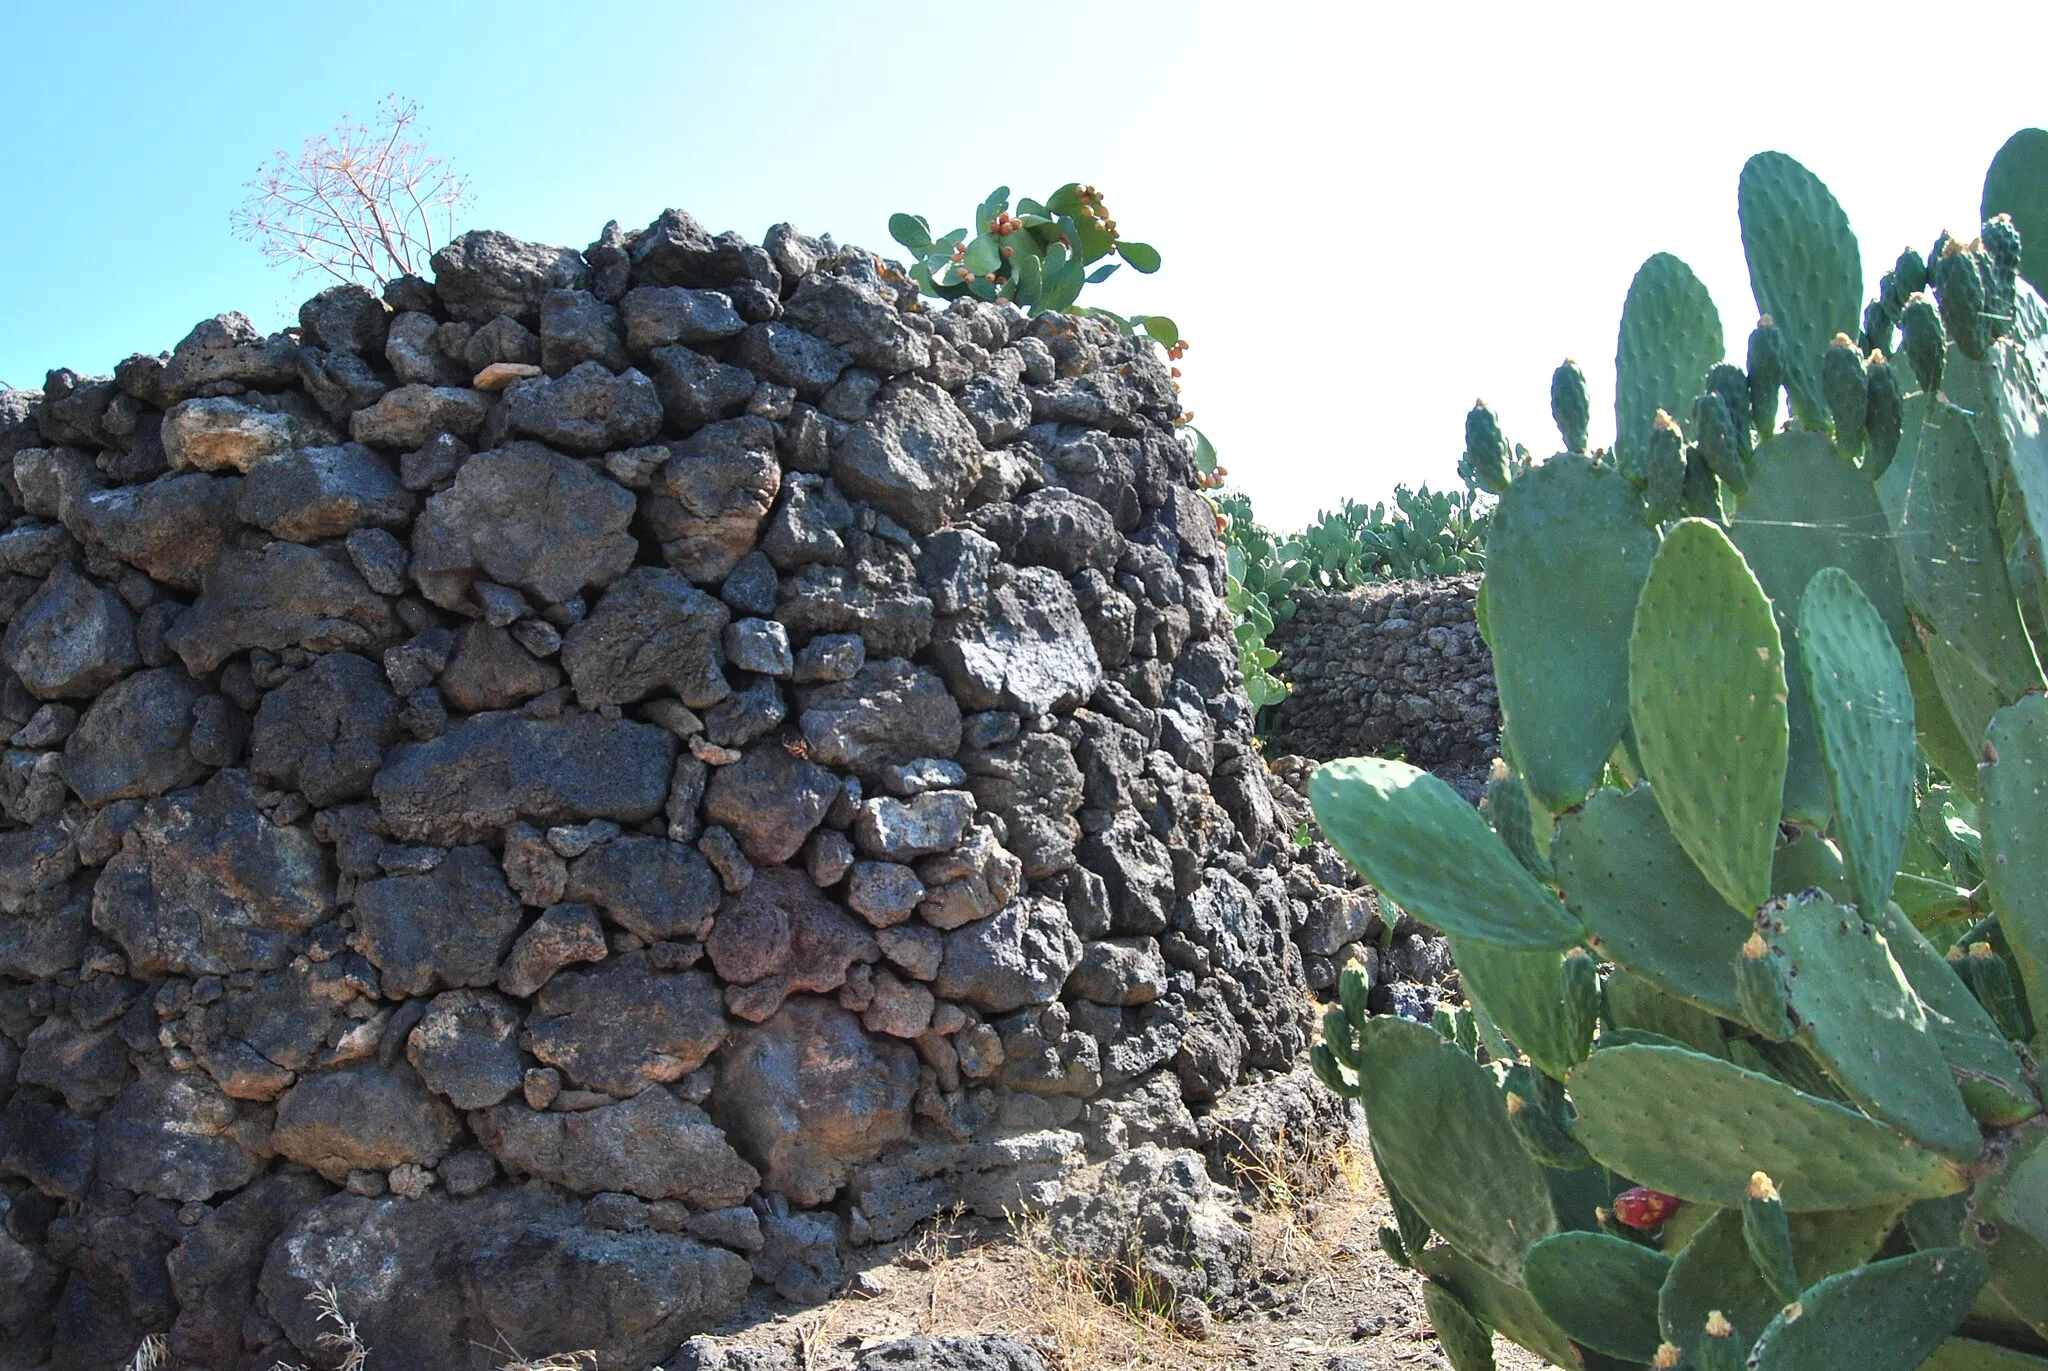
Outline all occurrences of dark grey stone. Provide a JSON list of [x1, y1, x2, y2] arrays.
[[526, 951, 729, 1097], [795, 659, 961, 778], [539, 289, 630, 374], [621, 286, 746, 353], [712, 995, 917, 1205], [166, 541, 395, 676], [410, 441, 637, 610], [701, 744, 839, 865], [249, 650, 401, 805], [735, 322, 848, 394], [647, 344, 756, 431], [431, 229, 592, 325], [934, 895, 1081, 1013], [645, 415, 782, 584], [561, 566, 732, 709], [832, 379, 983, 536], [564, 835, 722, 942], [236, 442, 414, 541], [61, 665, 207, 806], [930, 566, 1103, 716], [92, 769, 335, 977], [67, 474, 241, 590], [355, 843, 524, 997], [501, 362, 663, 454], [406, 988, 526, 1109], [2, 563, 138, 699], [475, 1086, 758, 1205]]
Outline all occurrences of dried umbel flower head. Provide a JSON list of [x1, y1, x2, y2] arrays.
[[232, 94, 472, 287]]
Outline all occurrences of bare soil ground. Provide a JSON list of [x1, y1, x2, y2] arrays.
[[698, 1143, 1548, 1371]]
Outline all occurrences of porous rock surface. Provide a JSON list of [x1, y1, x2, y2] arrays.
[[1266, 577, 1499, 792], [0, 212, 1387, 1371]]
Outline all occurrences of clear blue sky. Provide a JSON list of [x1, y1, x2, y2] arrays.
[[6, 2, 2047, 529]]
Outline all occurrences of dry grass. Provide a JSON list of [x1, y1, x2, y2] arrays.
[[121, 1334, 170, 1371]]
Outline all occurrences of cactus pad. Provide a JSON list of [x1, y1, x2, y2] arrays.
[[1760, 891, 1981, 1160], [1567, 1043, 1967, 1210], [1658, 1203, 1910, 1367], [1483, 455, 1660, 814], [1423, 1281, 1496, 1371], [1521, 1232, 1671, 1362], [1923, 1339, 2048, 1371], [1982, 313, 2048, 634], [1309, 758, 1582, 950], [1897, 396, 2046, 706], [1739, 152, 1863, 429], [1452, 936, 1592, 1080], [1604, 967, 1733, 1059], [1748, 1247, 1987, 1371], [1797, 567, 1916, 916], [1629, 519, 1789, 914], [1984, 129, 2048, 306], [1349, 1016, 1560, 1277], [1415, 1245, 1580, 1369], [1982, 694, 2048, 1044], [1869, 902, 2039, 1126], [1729, 432, 1910, 826], [1616, 253, 1726, 476]]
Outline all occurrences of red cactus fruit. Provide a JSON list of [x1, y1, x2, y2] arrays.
[[1612, 1186, 1682, 1229]]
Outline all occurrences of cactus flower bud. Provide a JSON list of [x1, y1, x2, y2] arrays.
[[1504, 1091, 1525, 1116], [1654, 1343, 1684, 1369], [1895, 246, 1929, 297], [1746, 318, 1787, 440], [1704, 364, 1754, 464], [1706, 1311, 1735, 1339], [1822, 334, 1869, 458], [1691, 391, 1746, 495], [1864, 354, 1903, 480], [1747, 1171, 1780, 1202], [1861, 297, 1895, 356], [1612, 1185, 1682, 1229], [1462, 401, 1512, 495], [1551, 359, 1591, 454], [1900, 293, 1946, 395], [1934, 248, 1990, 361], [1645, 410, 1686, 521]]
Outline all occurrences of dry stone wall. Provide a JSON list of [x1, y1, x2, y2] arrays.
[[1265, 576, 1499, 789], [0, 210, 1370, 1371]]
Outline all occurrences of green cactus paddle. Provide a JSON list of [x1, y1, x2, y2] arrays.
[[1483, 455, 1661, 814], [1740, 152, 1863, 431], [1757, 891, 1982, 1161], [1981, 694, 2048, 1047], [1309, 758, 1582, 951], [1567, 1044, 1967, 1210], [1554, 785, 1751, 1021], [1616, 254, 1726, 479], [1748, 1247, 1987, 1371], [1983, 129, 2048, 300], [1729, 431, 1910, 827], [1797, 566, 1916, 917], [1629, 520, 1790, 915], [1522, 1232, 1671, 1363]]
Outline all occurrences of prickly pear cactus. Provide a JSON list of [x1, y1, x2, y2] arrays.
[[1313, 132, 2048, 1371]]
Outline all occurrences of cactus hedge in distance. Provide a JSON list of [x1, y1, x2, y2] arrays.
[[1313, 134, 2048, 1371]]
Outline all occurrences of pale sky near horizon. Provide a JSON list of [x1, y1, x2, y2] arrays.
[[4, 1, 2046, 529]]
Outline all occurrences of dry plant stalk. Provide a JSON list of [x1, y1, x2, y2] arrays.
[[121, 1333, 170, 1371], [231, 95, 471, 287]]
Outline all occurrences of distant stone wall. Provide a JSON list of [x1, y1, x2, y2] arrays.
[[0, 210, 1388, 1370], [1265, 576, 1499, 778]]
